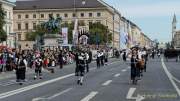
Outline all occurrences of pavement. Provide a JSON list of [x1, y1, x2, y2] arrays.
[[0, 57, 179, 101]]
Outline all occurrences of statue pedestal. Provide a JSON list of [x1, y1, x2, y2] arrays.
[[43, 34, 62, 49]]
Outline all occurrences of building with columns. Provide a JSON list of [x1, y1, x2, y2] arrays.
[[0, 0, 15, 48], [13, 0, 121, 49]]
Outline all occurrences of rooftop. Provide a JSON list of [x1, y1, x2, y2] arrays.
[[14, 0, 106, 10]]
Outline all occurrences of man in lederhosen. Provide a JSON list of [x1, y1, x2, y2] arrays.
[[85, 51, 89, 73], [76, 51, 86, 85]]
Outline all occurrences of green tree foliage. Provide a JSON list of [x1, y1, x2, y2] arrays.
[[0, 4, 7, 42], [89, 22, 112, 45], [26, 25, 45, 41]]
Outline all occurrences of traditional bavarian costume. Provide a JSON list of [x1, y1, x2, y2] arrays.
[[77, 52, 86, 85], [34, 57, 43, 79]]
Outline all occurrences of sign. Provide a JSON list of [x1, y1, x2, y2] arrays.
[[61, 27, 68, 45]]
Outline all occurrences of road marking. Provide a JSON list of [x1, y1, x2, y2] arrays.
[[128, 66, 131, 69], [122, 69, 127, 72], [0, 73, 74, 99], [126, 88, 137, 99], [161, 58, 180, 97], [126, 88, 145, 101], [0, 59, 118, 99], [81, 91, 98, 101], [102, 80, 112, 86], [32, 88, 73, 101], [172, 75, 180, 84], [48, 88, 73, 99], [114, 73, 120, 77]]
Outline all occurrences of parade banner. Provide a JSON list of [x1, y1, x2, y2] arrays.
[[61, 27, 68, 45]]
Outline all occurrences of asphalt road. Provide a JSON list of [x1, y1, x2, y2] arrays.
[[0, 56, 180, 101]]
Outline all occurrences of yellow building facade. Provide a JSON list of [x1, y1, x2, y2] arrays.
[[13, 0, 121, 49]]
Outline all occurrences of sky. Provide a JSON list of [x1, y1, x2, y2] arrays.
[[9, 0, 180, 43]]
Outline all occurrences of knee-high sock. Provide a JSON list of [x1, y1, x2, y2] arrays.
[[80, 76, 84, 83]]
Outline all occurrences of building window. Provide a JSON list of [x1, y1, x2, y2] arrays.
[[9, 26, 11, 33], [18, 15, 21, 19], [81, 13, 84, 17], [56, 14, 60, 17], [25, 23, 29, 30], [89, 13, 93, 17], [79, 20, 85, 26], [72, 13, 76, 17], [18, 34, 21, 41], [33, 23, 36, 30], [97, 12, 101, 17], [18, 23, 21, 30], [88, 20, 93, 25], [64, 13, 68, 18], [41, 14, 44, 18], [25, 14, 29, 19], [4, 11, 7, 18], [9, 12, 11, 19], [49, 14, 53, 18], [33, 14, 36, 18]]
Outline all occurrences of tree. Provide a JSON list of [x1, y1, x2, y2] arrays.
[[89, 22, 112, 45], [0, 4, 7, 43], [26, 25, 45, 41]]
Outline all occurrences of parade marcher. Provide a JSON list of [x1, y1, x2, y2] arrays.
[[76, 51, 86, 85], [85, 52, 89, 73], [123, 51, 127, 61], [104, 50, 108, 65], [58, 50, 63, 69], [16, 54, 28, 85], [130, 49, 138, 84], [100, 50, 104, 67], [34, 56, 43, 80], [75, 52, 79, 76], [96, 51, 101, 68], [157, 50, 161, 58]]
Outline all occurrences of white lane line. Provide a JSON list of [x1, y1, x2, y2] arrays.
[[114, 73, 120, 77], [48, 88, 73, 99], [102, 80, 112, 86], [0, 66, 98, 99], [0, 73, 74, 99], [32, 88, 73, 101], [122, 69, 127, 72], [128, 66, 131, 69], [126, 88, 137, 99], [161, 58, 180, 97], [126, 88, 145, 101], [80, 91, 98, 101]]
